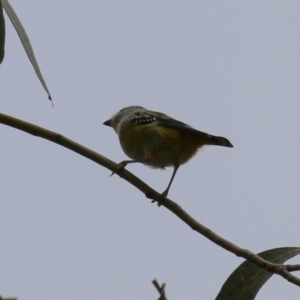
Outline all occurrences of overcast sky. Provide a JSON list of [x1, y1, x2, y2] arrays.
[[1, 1, 300, 299]]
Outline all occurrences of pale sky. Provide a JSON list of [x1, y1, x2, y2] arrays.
[[1, 1, 300, 299]]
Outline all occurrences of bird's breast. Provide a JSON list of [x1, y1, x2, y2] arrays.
[[118, 124, 202, 168]]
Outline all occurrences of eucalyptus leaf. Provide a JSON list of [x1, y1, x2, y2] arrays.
[[0, 0, 5, 63], [2, 0, 52, 100], [216, 247, 300, 300]]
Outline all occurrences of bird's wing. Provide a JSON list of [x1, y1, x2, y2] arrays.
[[155, 115, 213, 138], [156, 116, 233, 147], [130, 110, 212, 138], [129, 110, 233, 148]]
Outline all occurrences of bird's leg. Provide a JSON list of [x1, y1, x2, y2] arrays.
[[110, 160, 145, 176], [161, 165, 180, 197]]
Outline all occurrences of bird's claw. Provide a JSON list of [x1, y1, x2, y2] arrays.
[[145, 191, 167, 207], [110, 162, 128, 176]]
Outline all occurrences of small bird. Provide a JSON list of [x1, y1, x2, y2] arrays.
[[104, 106, 233, 197]]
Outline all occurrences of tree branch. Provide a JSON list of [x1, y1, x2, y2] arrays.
[[1, 112, 299, 286]]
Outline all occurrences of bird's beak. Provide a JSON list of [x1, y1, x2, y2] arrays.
[[103, 119, 112, 127]]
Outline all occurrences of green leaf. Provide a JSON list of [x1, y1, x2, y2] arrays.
[[216, 247, 300, 300], [0, 0, 5, 63], [2, 0, 52, 100]]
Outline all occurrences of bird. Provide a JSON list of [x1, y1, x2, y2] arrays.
[[103, 106, 233, 197]]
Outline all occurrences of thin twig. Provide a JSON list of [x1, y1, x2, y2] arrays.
[[285, 264, 300, 272], [152, 279, 167, 299]]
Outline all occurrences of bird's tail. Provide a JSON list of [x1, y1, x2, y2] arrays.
[[209, 135, 233, 148]]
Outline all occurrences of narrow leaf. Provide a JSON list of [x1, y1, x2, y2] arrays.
[[216, 247, 300, 300], [0, 0, 5, 63], [2, 0, 52, 100]]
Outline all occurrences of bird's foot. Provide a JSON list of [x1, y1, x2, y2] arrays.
[[145, 190, 167, 207], [110, 161, 128, 176]]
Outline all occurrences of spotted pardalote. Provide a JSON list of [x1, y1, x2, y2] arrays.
[[104, 106, 233, 197]]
